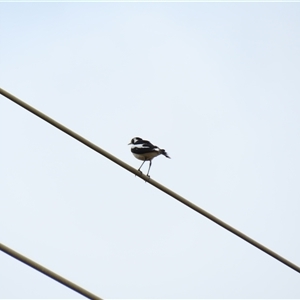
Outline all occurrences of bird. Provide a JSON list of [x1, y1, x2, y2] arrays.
[[128, 137, 170, 177]]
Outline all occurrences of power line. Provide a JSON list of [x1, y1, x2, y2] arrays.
[[1, 87, 300, 277], [0, 243, 102, 299]]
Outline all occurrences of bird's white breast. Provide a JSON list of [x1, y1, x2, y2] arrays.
[[133, 152, 160, 161]]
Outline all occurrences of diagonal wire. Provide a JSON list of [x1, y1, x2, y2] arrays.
[[1, 87, 300, 277], [0, 243, 102, 299]]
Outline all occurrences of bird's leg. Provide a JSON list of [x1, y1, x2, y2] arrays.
[[146, 160, 152, 177], [138, 160, 146, 173]]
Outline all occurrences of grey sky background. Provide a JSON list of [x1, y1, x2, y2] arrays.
[[1, 2, 300, 299]]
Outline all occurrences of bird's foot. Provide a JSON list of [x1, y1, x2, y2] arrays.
[[135, 169, 143, 177]]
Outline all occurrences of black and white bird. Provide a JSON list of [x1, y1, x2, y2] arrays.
[[128, 137, 170, 177]]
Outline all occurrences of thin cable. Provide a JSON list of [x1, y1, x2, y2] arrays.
[[0, 243, 102, 300], [1, 87, 299, 274]]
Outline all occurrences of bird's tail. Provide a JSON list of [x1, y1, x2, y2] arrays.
[[160, 149, 171, 159]]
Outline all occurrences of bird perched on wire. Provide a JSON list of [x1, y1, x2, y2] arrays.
[[128, 137, 170, 177]]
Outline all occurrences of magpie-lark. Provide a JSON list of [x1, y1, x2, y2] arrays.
[[128, 137, 170, 176]]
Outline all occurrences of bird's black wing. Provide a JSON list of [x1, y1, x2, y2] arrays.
[[131, 140, 159, 154]]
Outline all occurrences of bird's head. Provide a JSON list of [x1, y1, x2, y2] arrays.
[[128, 137, 143, 145]]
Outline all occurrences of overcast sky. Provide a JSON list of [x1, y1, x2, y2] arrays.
[[1, 2, 300, 299]]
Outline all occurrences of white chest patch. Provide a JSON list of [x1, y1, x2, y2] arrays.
[[133, 152, 160, 161]]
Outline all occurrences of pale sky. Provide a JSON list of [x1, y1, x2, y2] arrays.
[[1, 2, 300, 299]]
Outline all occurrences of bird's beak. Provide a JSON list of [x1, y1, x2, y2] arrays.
[[128, 142, 132, 145]]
